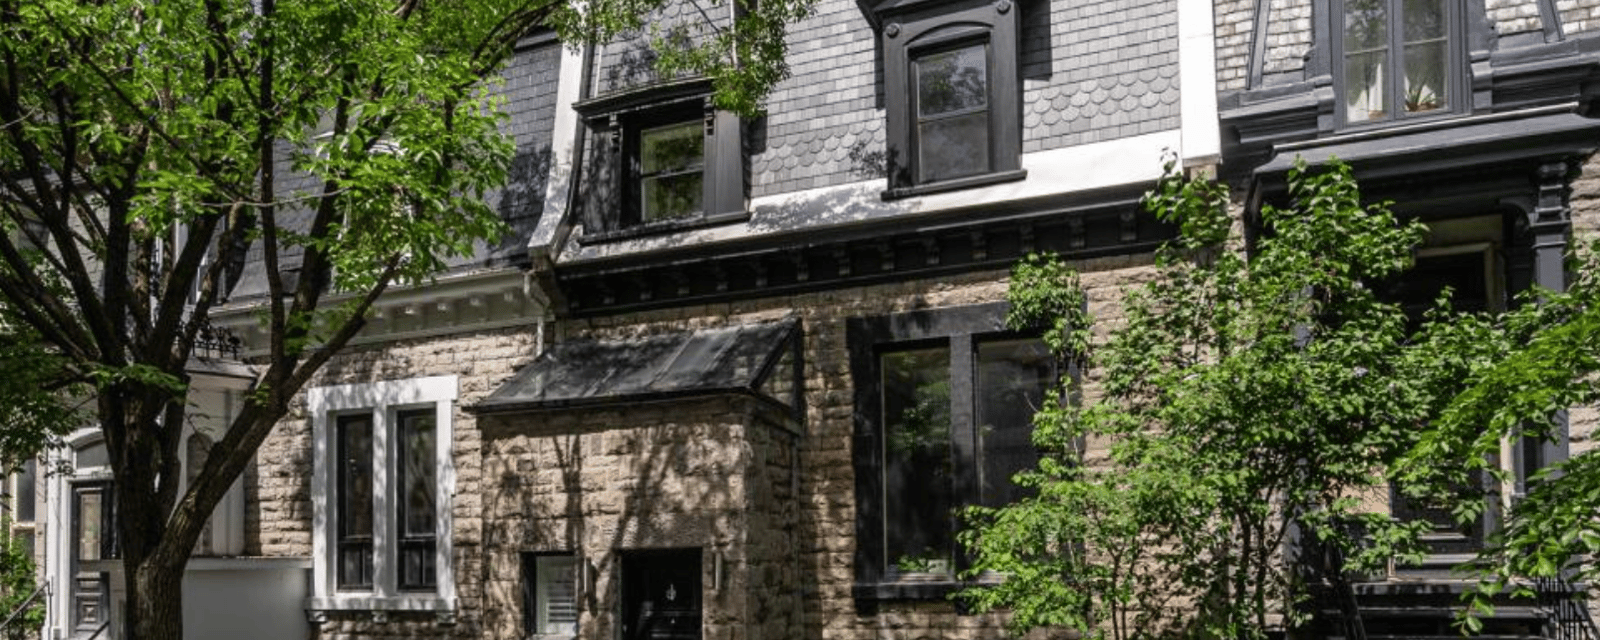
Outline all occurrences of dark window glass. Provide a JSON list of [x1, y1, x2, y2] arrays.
[[976, 339, 1052, 508], [1343, 0, 1448, 123], [75, 488, 103, 563], [397, 410, 437, 591], [914, 44, 990, 183], [16, 459, 35, 522], [638, 121, 704, 222], [336, 414, 374, 590], [881, 347, 954, 575]]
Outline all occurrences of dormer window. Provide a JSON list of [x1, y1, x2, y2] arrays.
[[913, 42, 991, 183], [636, 118, 705, 223], [574, 79, 746, 239], [1339, 0, 1455, 124], [868, 0, 1024, 199]]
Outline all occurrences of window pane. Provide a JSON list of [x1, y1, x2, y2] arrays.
[[397, 410, 438, 591], [1344, 50, 1387, 122], [1344, 0, 1388, 52], [881, 348, 953, 574], [1404, 39, 1447, 113], [639, 120, 705, 222], [1403, 0, 1445, 40], [918, 111, 990, 183], [398, 412, 436, 538], [534, 556, 579, 635], [916, 45, 988, 117], [336, 415, 374, 589], [641, 172, 703, 222], [76, 488, 102, 562], [640, 121, 703, 175], [16, 459, 35, 522], [976, 339, 1052, 508]]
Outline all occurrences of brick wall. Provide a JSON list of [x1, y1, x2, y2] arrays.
[[1488, 0, 1546, 34], [1560, 0, 1600, 35], [1262, 0, 1312, 77], [1215, 0, 1254, 92]]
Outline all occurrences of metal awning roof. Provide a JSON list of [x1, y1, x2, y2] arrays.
[[470, 318, 800, 414]]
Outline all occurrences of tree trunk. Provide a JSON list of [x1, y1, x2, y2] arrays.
[[125, 552, 186, 640]]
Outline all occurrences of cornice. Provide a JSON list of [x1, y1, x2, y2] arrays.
[[209, 267, 543, 357]]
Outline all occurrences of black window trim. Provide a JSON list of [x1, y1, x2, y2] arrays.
[[573, 78, 747, 241], [849, 301, 1052, 603], [876, 0, 1024, 200], [1331, 0, 1468, 129]]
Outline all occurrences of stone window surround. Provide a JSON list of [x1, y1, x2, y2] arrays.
[[848, 301, 1053, 602], [307, 375, 457, 614], [574, 78, 747, 243], [875, 0, 1024, 200]]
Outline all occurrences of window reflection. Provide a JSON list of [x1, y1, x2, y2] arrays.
[[336, 414, 374, 589], [1343, 0, 1447, 123], [976, 339, 1052, 508], [914, 43, 990, 183], [397, 410, 437, 591], [639, 121, 704, 222], [881, 347, 954, 575]]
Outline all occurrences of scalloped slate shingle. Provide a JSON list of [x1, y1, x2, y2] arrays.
[[745, 0, 1182, 197], [582, 0, 1183, 199]]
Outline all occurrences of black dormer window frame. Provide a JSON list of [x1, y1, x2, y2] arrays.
[[873, 0, 1024, 200], [574, 79, 747, 241], [1333, 0, 1466, 127]]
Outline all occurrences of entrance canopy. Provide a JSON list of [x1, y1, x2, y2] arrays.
[[471, 318, 801, 415]]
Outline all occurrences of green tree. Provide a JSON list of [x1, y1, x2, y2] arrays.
[[960, 159, 1459, 639], [0, 0, 806, 638], [1397, 239, 1600, 631]]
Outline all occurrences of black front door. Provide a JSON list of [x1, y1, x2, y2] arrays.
[[621, 549, 702, 640]]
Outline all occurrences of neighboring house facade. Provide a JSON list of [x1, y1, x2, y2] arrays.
[[1217, 0, 1600, 635], [16, 0, 1600, 639]]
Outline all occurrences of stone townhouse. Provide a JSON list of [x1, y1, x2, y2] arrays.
[[18, 0, 1600, 638], [215, 0, 1219, 636]]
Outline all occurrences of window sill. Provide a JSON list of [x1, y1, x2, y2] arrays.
[[881, 169, 1027, 201], [578, 210, 751, 245], [853, 579, 963, 601], [306, 594, 455, 612]]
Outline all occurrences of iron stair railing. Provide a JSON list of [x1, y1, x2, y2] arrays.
[[1535, 575, 1598, 640], [0, 578, 46, 636]]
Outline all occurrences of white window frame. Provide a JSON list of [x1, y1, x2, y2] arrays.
[[308, 375, 457, 612]]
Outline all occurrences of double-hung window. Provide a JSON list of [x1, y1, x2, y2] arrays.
[[913, 42, 993, 184], [871, 0, 1023, 198], [1339, 0, 1456, 124], [574, 80, 746, 237], [850, 303, 1057, 599], [637, 119, 706, 223], [310, 376, 456, 612]]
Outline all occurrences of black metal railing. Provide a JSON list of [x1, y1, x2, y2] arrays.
[[0, 578, 47, 636], [188, 315, 242, 359], [1299, 524, 1368, 640], [1535, 576, 1598, 640]]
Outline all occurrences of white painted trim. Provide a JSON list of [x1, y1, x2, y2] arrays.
[[1178, 0, 1222, 167], [308, 375, 459, 611], [562, 131, 1183, 263], [533, 40, 591, 253]]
